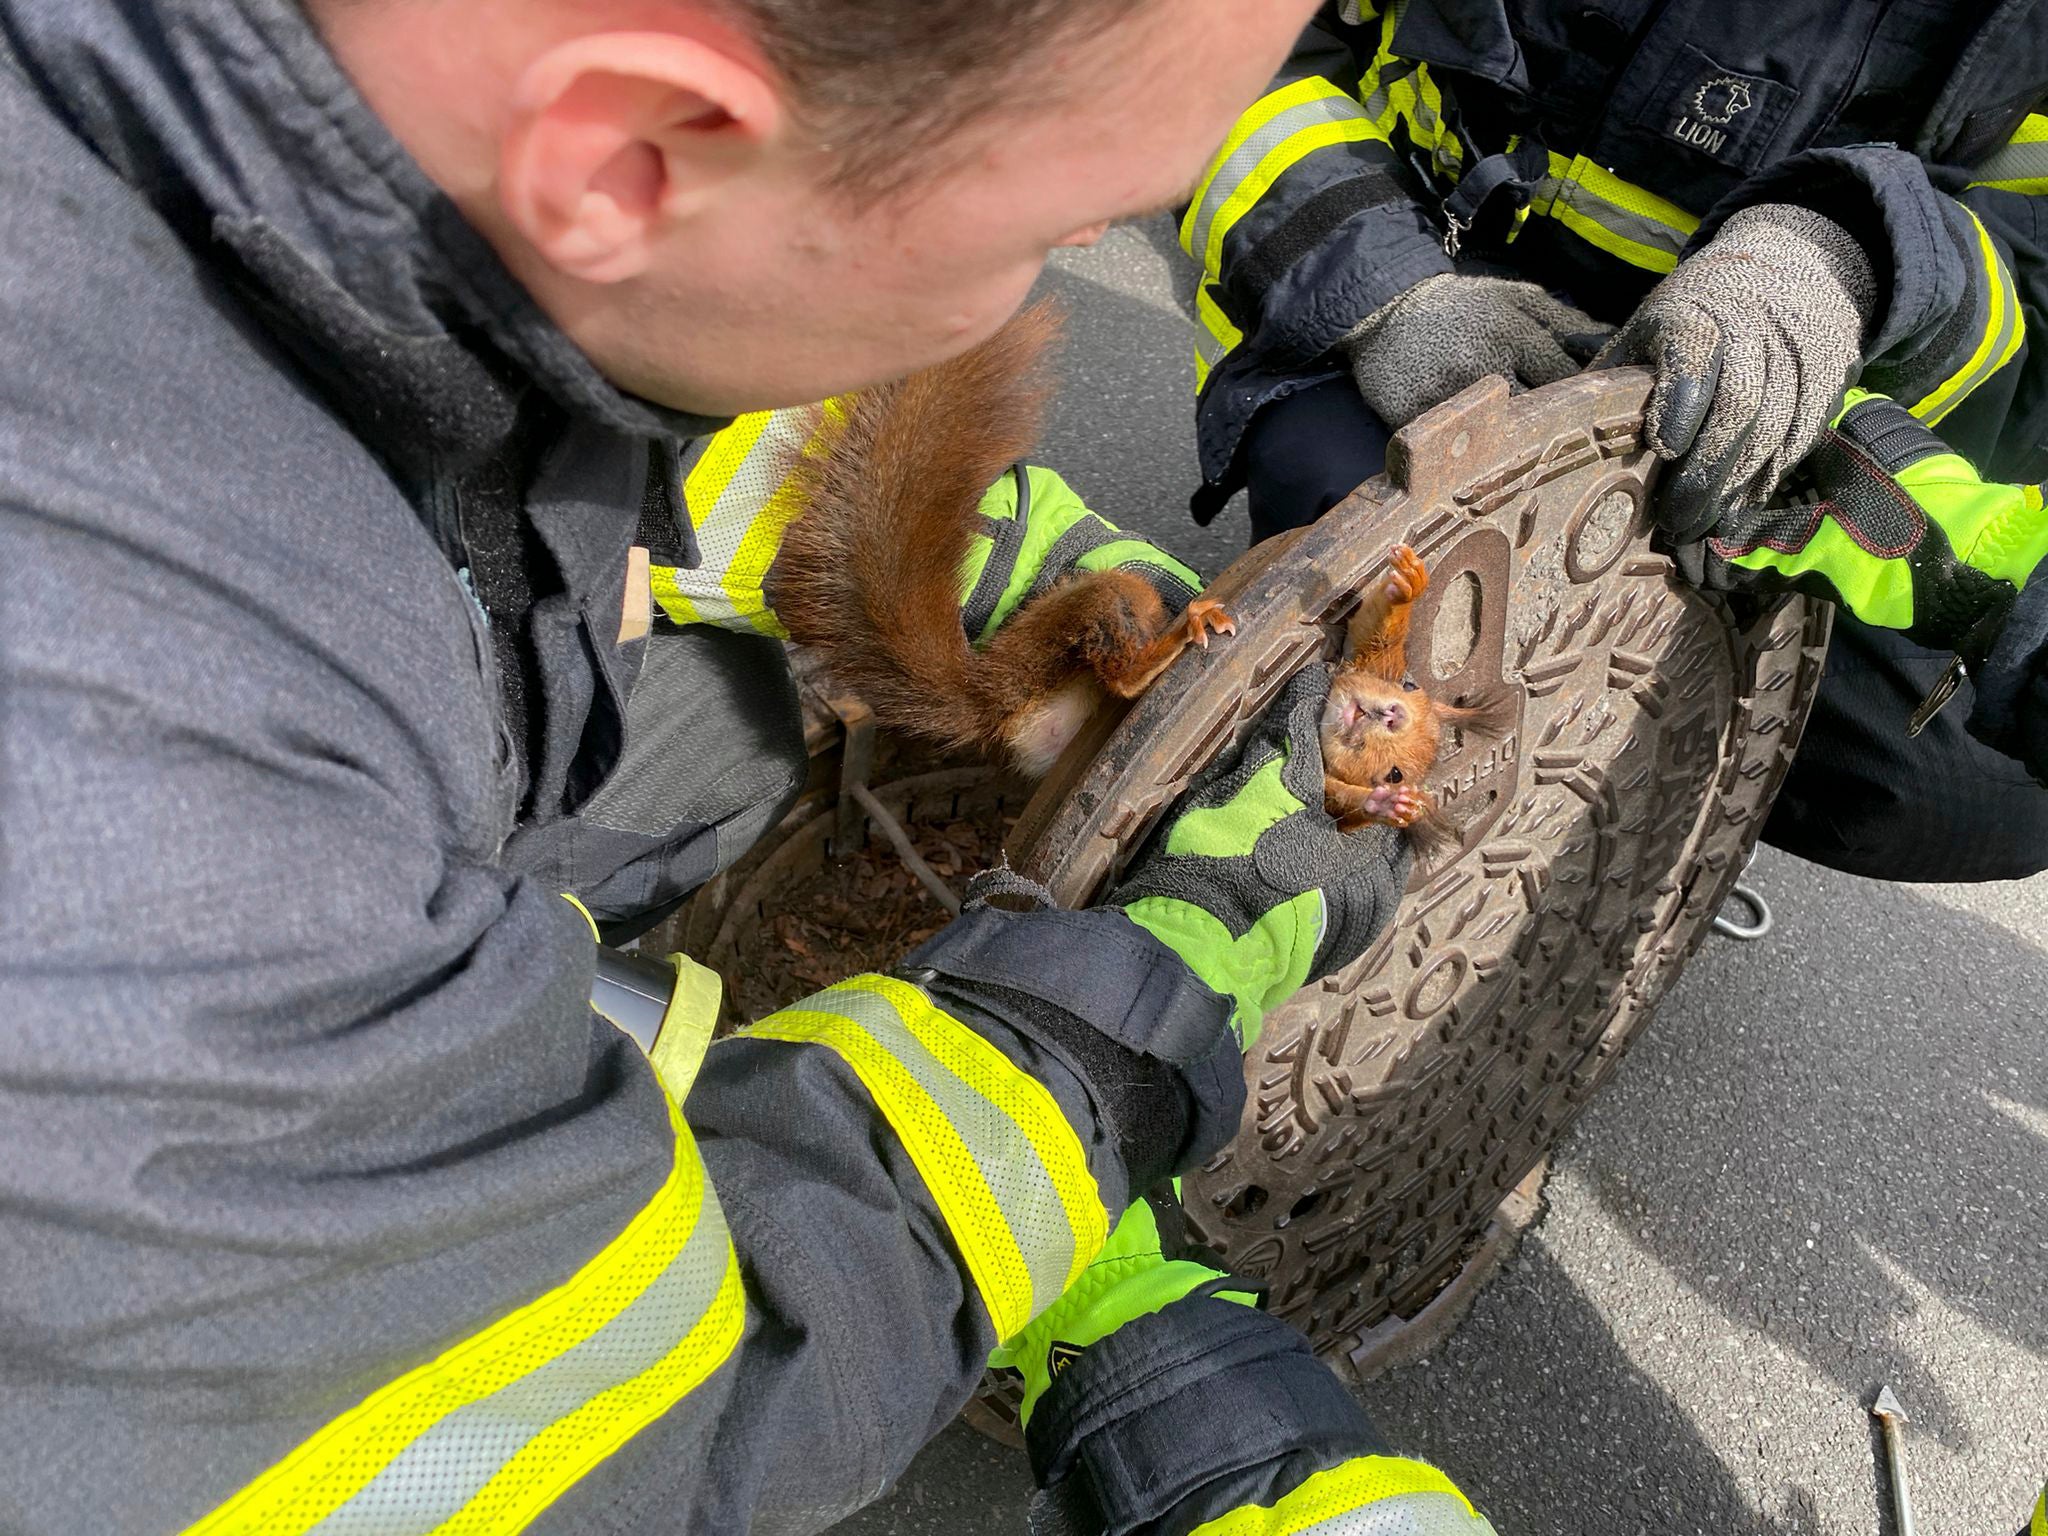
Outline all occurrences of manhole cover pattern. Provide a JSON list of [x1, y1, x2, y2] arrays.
[[1011, 371, 1830, 1369]]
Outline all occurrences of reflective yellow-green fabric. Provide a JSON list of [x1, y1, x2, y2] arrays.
[[1120, 756, 1327, 1044], [1969, 114, 2048, 195], [1185, 1455, 1493, 1535], [648, 399, 846, 637], [1179, 0, 1699, 390], [646, 953, 725, 1104], [1728, 389, 2048, 620], [956, 467, 1204, 643], [739, 975, 1108, 1340], [987, 1199, 1256, 1426], [1354, 2, 1465, 182], [180, 1093, 743, 1536], [1908, 206, 2027, 426], [1523, 151, 1698, 273], [1180, 75, 1378, 385]]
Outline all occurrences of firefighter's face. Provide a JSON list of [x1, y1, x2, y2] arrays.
[[325, 0, 1323, 416]]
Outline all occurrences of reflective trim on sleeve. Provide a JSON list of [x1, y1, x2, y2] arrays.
[[1525, 151, 1698, 273], [738, 974, 1107, 1341], [1194, 283, 1244, 389], [1908, 206, 2027, 426], [1178, 5, 1466, 392], [649, 401, 844, 637], [181, 1096, 743, 1536], [1179, 78, 1368, 284], [1186, 1456, 1496, 1536], [1181, 77, 1376, 277], [1969, 114, 2048, 195]]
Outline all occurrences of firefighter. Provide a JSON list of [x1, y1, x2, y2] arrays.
[[1183, 0, 2048, 875], [0, 0, 1495, 1532]]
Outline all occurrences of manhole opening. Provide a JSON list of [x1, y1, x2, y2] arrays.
[[1432, 570, 1482, 678]]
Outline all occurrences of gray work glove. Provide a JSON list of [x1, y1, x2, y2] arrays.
[[1604, 204, 1879, 542], [1340, 273, 1613, 429], [1107, 667, 1411, 1047]]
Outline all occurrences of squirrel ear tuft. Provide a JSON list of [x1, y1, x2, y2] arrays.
[[1433, 685, 1519, 740]]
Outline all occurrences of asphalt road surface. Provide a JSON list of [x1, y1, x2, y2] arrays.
[[828, 221, 2048, 1536]]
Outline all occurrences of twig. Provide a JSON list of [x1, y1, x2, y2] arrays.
[[847, 782, 963, 916]]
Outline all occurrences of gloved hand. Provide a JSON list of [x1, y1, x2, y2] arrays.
[[1606, 204, 1879, 541], [1108, 667, 1412, 1046], [1681, 390, 2048, 679], [988, 1194, 1255, 1424], [1340, 273, 1612, 429]]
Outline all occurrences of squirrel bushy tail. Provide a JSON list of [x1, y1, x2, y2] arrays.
[[775, 302, 1064, 757]]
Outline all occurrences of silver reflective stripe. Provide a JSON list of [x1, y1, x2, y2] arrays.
[[1534, 173, 1689, 260], [1187, 90, 1369, 264], [803, 987, 1079, 1317], [1974, 139, 2048, 186], [665, 408, 816, 628], [305, 1176, 734, 1536], [1290, 1490, 1498, 1534], [1360, 57, 1417, 126]]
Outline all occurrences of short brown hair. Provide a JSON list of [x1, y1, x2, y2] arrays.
[[725, 0, 1135, 189]]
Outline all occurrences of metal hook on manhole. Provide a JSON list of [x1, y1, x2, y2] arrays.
[[1712, 855, 1774, 942]]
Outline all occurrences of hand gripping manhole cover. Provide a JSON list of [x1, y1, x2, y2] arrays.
[[1009, 368, 1832, 1376]]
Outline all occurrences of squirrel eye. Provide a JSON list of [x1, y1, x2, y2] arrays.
[[1386, 767, 1404, 784], [1402, 679, 1418, 692]]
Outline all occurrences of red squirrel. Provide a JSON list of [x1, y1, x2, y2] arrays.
[[1320, 545, 1516, 845], [773, 302, 1234, 777]]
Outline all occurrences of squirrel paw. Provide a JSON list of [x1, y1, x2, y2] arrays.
[[1183, 597, 1237, 649], [1332, 781, 1430, 830], [1385, 545, 1428, 607]]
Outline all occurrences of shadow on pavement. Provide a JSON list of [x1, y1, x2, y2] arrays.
[[1568, 851, 2047, 1448]]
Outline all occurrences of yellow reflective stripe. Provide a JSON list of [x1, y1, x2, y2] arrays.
[[647, 953, 724, 1104], [1195, 116, 1377, 289], [1186, 1455, 1491, 1536], [182, 1095, 742, 1536], [1194, 283, 1244, 389], [1527, 152, 1697, 273], [1181, 76, 1353, 257], [1969, 113, 2048, 194], [1353, 4, 1463, 176], [1910, 207, 2027, 426], [654, 407, 826, 636], [739, 976, 1106, 1340], [647, 563, 703, 627]]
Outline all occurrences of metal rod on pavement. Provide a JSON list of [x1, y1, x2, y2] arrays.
[[848, 781, 963, 917], [1872, 1386, 1916, 1536]]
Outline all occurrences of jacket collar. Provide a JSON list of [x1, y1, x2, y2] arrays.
[[0, 0, 725, 477]]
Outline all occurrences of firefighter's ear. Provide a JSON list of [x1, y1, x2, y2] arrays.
[[500, 26, 785, 284]]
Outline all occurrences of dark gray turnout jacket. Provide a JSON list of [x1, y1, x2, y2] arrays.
[[0, 4, 1417, 1534]]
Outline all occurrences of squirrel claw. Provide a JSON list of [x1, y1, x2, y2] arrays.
[[1385, 545, 1429, 606], [1341, 782, 1428, 829], [1184, 598, 1237, 649]]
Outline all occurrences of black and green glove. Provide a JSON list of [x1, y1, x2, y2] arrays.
[[960, 464, 1204, 645], [1108, 667, 1412, 1046], [1678, 390, 2048, 674], [988, 1194, 1256, 1425]]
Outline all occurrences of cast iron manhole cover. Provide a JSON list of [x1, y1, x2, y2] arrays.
[[1009, 368, 1831, 1372]]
